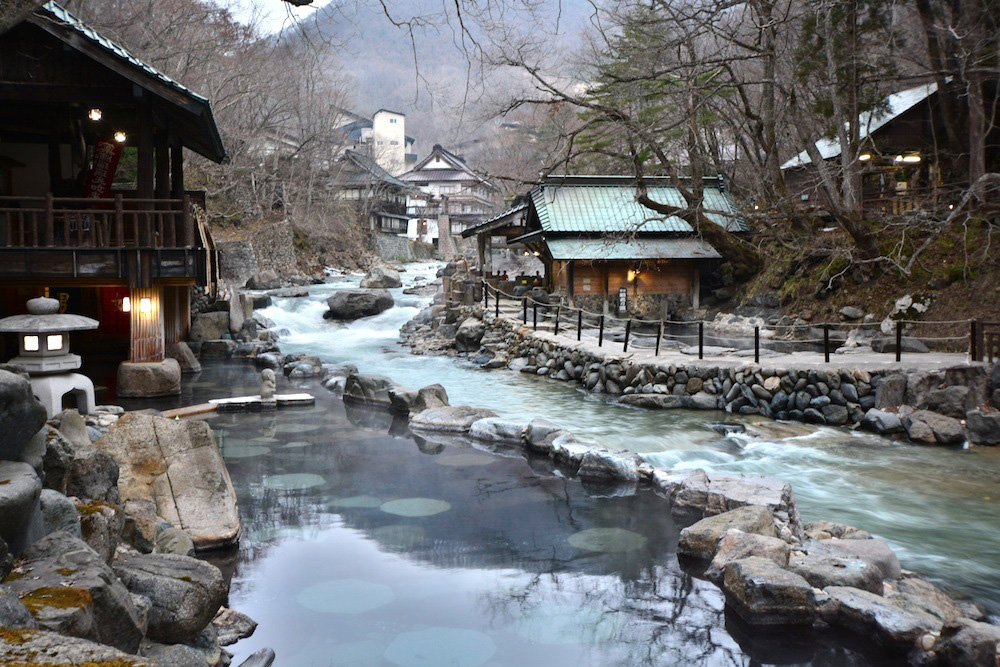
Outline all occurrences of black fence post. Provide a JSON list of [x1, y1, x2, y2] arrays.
[[532, 302, 537, 330], [554, 306, 561, 336], [522, 297, 527, 324], [754, 326, 760, 364], [698, 321, 704, 360], [483, 282, 488, 307], [495, 288, 500, 318], [970, 319, 979, 361], [655, 320, 663, 356], [623, 319, 631, 352], [823, 324, 830, 363], [895, 320, 902, 363], [598, 315, 605, 347], [577, 310, 583, 341]]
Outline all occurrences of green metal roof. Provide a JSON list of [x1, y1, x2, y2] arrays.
[[529, 183, 747, 234], [546, 238, 721, 261]]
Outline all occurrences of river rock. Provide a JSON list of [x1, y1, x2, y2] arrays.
[[455, 317, 486, 352], [189, 311, 230, 342], [523, 418, 568, 453], [0, 585, 36, 629], [826, 586, 940, 648], [549, 434, 594, 472], [808, 537, 901, 580], [4, 531, 145, 652], [0, 461, 43, 555], [139, 639, 207, 667], [577, 449, 640, 482], [118, 359, 183, 396], [872, 336, 930, 354], [931, 618, 1000, 666], [77, 500, 124, 564], [246, 270, 281, 290], [0, 628, 155, 666], [704, 531, 790, 583], [788, 550, 883, 594], [619, 393, 687, 409], [228, 293, 254, 336], [360, 266, 402, 288], [166, 341, 201, 374], [903, 410, 966, 445], [965, 409, 1000, 445], [343, 373, 398, 407], [324, 289, 393, 320], [237, 648, 277, 667], [652, 470, 801, 534], [888, 576, 979, 624], [154, 524, 195, 557], [840, 306, 864, 321], [41, 420, 120, 504], [213, 607, 258, 646], [803, 520, 870, 541], [389, 383, 449, 414], [410, 405, 498, 432], [96, 413, 240, 550], [113, 552, 227, 643], [678, 505, 777, 560], [469, 418, 525, 443], [723, 556, 816, 625], [860, 409, 904, 435], [821, 404, 849, 426], [0, 369, 48, 460]]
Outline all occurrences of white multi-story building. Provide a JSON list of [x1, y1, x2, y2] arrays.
[[332, 108, 416, 176]]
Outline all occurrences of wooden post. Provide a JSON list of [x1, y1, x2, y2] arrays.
[[155, 130, 173, 247], [577, 310, 582, 341], [495, 287, 499, 318], [655, 320, 663, 356], [623, 319, 631, 352], [115, 194, 124, 246], [554, 306, 561, 336], [823, 325, 831, 363], [522, 297, 527, 324], [44, 193, 54, 246], [895, 320, 902, 362], [182, 194, 193, 247], [128, 286, 165, 362], [532, 301, 537, 330], [698, 321, 704, 359], [598, 315, 604, 347], [970, 319, 978, 361], [754, 326, 760, 364]]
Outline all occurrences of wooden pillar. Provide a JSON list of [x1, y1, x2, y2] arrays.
[[129, 285, 165, 362], [692, 261, 701, 309], [567, 261, 575, 307], [476, 234, 486, 274], [137, 104, 154, 199], [484, 235, 493, 275], [602, 264, 610, 315], [170, 137, 184, 199], [155, 129, 173, 246]]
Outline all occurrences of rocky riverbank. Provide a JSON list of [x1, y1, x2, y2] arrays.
[[399, 263, 1000, 449], [0, 365, 269, 667]]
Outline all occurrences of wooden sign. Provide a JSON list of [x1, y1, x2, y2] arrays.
[[618, 287, 628, 313]]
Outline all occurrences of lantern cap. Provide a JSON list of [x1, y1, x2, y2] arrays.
[[0, 298, 99, 333]]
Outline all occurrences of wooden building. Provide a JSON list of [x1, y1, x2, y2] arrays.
[[468, 175, 746, 319], [0, 2, 226, 397]]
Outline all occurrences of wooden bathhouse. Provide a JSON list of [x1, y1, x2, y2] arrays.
[[0, 2, 226, 397], [466, 175, 746, 319]]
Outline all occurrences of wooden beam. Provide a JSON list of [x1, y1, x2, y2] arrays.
[[0, 83, 130, 105], [170, 136, 184, 199]]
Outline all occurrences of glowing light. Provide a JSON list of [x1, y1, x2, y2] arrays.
[[859, 153, 872, 161], [902, 155, 921, 163], [532, 251, 540, 256], [46, 334, 63, 351], [894, 155, 904, 162], [948, 204, 955, 210], [88, 108, 103, 122], [627, 270, 636, 282], [121, 296, 131, 312], [23, 335, 39, 352], [139, 297, 152, 314], [114, 131, 127, 143]]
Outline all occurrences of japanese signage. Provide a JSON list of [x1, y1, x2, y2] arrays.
[[618, 287, 628, 313], [83, 138, 123, 201]]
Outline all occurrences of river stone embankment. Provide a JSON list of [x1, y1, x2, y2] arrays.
[[317, 362, 1000, 665]]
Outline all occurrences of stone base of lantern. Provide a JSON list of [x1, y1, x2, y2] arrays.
[[117, 359, 181, 398], [30, 373, 96, 417]]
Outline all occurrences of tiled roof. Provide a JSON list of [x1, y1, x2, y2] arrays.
[[529, 181, 747, 234], [459, 202, 528, 238], [546, 237, 721, 260], [781, 82, 938, 170], [338, 150, 409, 189]]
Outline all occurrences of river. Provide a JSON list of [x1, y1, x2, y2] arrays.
[[258, 262, 1000, 618]]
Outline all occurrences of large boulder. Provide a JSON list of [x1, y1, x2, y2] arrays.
[[38, 489, 81, 539], [0, 461, 43, 555], [324, 289, 393, 320], [213, 607, 258, 646], [722, 556, 817, 625], [3, 531, 145, 653], [76, 500, 125, 565], [454, 317, 485, 352], [965, 409, 1000, 445], [217, 240, 258, 288], [808, 537, 901, 580], [166, 341, 202, 374], [360, 266, 402, 288], [343, 373, 399, 408], [788, 549, 884, 594], [931, 618, 1000, 666], [577, 449, 641, 482], [860, 409, 904, 435], [0, 585, 36, 629], [523, 418, 569, 454], [38, 419, 119, 503], [113, 552, 227, 643], [826, 586, 940, 649], [903, 410, 966, 445], [189, 311, 230, 342], [469, 418, 526, 443], [117, 359, 182, 398], [410, 405, 499, 432], [704, 531, 791, 583], [246, 269, 281, 290], [871, 336, 930, 354], [228, 293, 254, 336], [95, 413, 240, 550], [0, 368, 48, 460], [678, 505, 777, 560], [0, 629, 155, 666]]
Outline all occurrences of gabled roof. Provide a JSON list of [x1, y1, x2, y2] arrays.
[[781, 82, 938, 170], [546, 238, 721, 260], [529, 176, 747, 235], [400, 144, 494, 189], [33, 2, 226, 162], [337, 150, 409, 189], [459, 202, 528, 238]]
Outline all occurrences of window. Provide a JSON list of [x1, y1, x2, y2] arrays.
[[389, 118, 397, 124]]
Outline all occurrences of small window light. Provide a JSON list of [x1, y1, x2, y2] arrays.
[[139, 297, 152, 313], [114, 131, 127, 143], [121, 296, 131, 313], [948, 204, 955, 210], [23, 335, 39, 352], [46, 334, 63, 351], [88, 108, 103, 122], [859, 153, 872, 161], [902, 155, 921, 163], [894, 155, 905, 163]]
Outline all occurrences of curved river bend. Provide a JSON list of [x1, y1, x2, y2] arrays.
[[258, 263, 1000, 617]]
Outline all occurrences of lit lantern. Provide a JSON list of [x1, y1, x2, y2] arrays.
[[114, 131, 127, 143], [121, 296, 131, 312], [0, 297, 99, 416], [88, 108, 103, 122], [139, 297, 152, 314]]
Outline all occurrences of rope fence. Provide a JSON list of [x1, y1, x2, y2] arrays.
[[479, 280, 992, 364]]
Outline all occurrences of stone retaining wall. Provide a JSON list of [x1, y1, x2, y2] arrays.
[[373, 233, 436, 262]]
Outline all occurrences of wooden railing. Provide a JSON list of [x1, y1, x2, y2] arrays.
[[0, 194, 198, 249]]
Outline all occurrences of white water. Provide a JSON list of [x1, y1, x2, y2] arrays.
[[260, 262, 1000, 615]]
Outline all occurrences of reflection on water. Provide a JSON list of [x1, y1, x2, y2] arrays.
[[175, 364, 894, 666]]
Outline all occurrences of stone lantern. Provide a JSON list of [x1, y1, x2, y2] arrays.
[[0, 296, 99, 417]]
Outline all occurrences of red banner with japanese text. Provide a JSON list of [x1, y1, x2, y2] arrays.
[[83, 138, 123, 202]]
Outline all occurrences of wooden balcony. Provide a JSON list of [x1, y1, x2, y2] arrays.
[[0, 193, 213, 287]]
